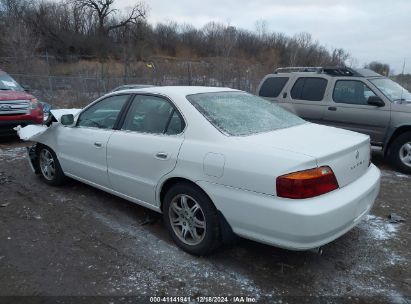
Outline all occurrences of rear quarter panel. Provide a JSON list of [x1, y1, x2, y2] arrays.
[[160, 136, 317, 198]]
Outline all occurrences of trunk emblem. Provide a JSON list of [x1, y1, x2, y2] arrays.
[[355, 150, 360, 160]]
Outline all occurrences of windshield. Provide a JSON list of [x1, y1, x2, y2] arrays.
[[370, 78, 411, 103], [0, 73, 24, 92], [187, 91, 305, 136]]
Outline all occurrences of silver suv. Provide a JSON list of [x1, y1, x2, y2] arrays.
[[257, 67, 411, 173]]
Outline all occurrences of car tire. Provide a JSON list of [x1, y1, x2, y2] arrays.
[[163, 182, 221, 256], [37, 145, 67, 186], [389, 132, 411, 174]]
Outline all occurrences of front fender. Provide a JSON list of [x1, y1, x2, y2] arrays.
[[383, 123, 411, 154], [27, 144, 40, 174]]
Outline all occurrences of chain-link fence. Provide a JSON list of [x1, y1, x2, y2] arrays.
[[9, 71, 411, 109], [10, 73, 256, 108]]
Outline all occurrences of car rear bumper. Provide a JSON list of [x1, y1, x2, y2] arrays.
[[197, 164, 381, 250]]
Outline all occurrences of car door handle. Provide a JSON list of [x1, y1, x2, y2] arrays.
[[94, 142, 103, 148], [328, 107, 337, 111], [155, 152, 168, 160]]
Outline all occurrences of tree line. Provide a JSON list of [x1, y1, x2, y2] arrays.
[[0, 0, 352, 68]]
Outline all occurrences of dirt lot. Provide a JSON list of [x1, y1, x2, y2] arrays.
[[0, 137, 410, 303]]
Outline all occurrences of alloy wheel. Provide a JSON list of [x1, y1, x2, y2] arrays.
[[399, 142, 411, 168], [39, 149, 56, 180], [168, 194, 206, 246]]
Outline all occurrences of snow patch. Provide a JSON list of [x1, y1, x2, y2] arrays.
[[359, 214, 399, 241], [386, 251, 407, 266], [89, 210, 265, 298], [380, 170, 410, 179], [0, 147, 26, 162]]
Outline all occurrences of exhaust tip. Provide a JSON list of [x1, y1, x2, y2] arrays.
[[308, 246, 323, 255]]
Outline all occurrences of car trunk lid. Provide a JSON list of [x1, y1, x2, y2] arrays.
[[238, 123, 370, 188]]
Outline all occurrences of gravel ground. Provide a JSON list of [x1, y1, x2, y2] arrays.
[[0, 137, 410, 304]]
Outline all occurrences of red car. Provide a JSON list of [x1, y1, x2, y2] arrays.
[[0, 70, 43, 136]]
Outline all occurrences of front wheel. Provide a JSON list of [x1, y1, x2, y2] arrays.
[[389, 133, 411, 174], [37, 145, 67, 186], [163, 183, 221, 255]]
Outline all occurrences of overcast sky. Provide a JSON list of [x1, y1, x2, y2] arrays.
[[117, 0, 411, 74]]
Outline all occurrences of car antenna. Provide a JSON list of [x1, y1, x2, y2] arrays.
[[400, 58, 406, 103]]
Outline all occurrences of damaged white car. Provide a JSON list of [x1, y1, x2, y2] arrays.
[[17, 86, 381, 255]]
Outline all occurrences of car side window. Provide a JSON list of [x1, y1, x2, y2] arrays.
[[77, 95, 129, 129], [122, 95, 185, 135], [165, 110, 185, 135], [290, 77, 328, 101], [333, 80, 377, 105], [259, 77, 289, 98]]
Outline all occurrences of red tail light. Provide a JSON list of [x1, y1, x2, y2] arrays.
[[276, 166, 339, 199]]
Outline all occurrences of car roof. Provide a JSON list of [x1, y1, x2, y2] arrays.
[[111, 84, 154, 91], [268, 67, 383, 78], [119, 84, 152, 87], [110, 86, 240, 96]]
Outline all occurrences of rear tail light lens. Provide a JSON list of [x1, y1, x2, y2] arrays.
[[276, 166, 339, 199]]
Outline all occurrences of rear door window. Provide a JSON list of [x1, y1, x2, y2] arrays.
[[290, 77, 328, 101], [333, 80, 377, 105], [122, 95, 185, 135], [259, 77, 289, 97]]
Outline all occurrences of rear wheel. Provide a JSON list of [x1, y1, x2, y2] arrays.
[[163, 183, 221, 255], [37, 145, 67, 186], [389, 132, 411, 174]]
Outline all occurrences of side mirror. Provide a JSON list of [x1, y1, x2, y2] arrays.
[[22, 84, 31, 92], [367, 96, 385, 107], [60, 114, 74, 126]]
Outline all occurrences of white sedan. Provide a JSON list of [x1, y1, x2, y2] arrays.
[[17, 86, 381, 255]]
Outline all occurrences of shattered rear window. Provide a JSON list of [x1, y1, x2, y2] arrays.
[[187, 91, 305, 136]]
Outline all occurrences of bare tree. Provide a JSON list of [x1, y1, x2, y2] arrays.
[[1, 23, 41, 73], [72, 0, 146, 35], [330, 48, 349, 66], [365, 61, 391, 76]]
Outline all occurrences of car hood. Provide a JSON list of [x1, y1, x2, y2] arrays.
[[236, 123, 371, 187], [0, 90, 34, 101]]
